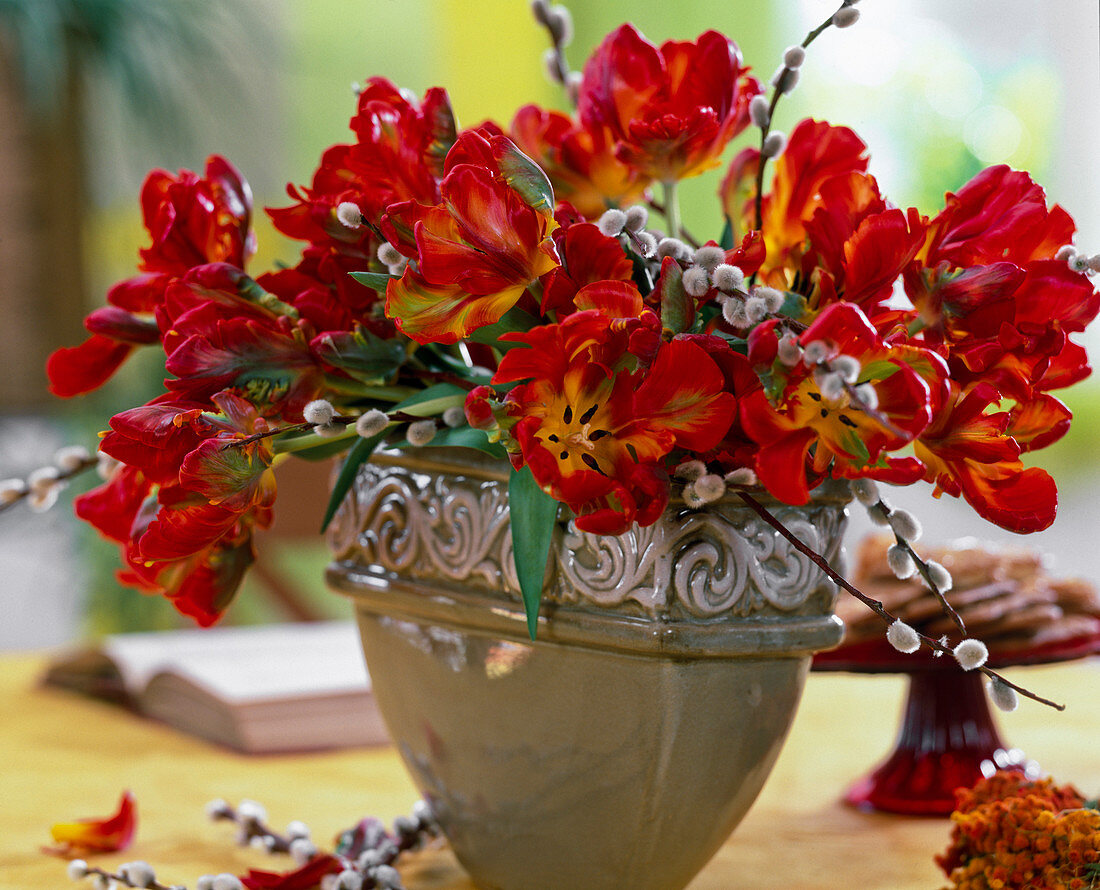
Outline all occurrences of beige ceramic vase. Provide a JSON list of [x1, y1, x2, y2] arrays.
[[326, 449, 848, 890]]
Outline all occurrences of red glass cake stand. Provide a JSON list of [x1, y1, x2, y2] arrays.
[[813, 633, 1100, 816]]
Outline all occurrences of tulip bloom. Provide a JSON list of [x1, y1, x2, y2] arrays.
[[494, 301, 735, 534], [157, 264, 326, 419], [77, 392, 277, 625], [578, 24, 761, 183], [726, 119, 924, 331], [383, 131, 559, 344], [510, 104, 651, 218], [920, 165, 1075, 269], [908, 166, 1099, 403], [741, 304, 942, 505], [538, 221, 638, 316], [48, 156, 254, 397], [913, 383, 1058, 533], [240, 855, 342, 890], [270, 78, 455, 240]]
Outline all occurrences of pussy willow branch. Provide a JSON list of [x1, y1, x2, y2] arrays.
[[867, 497, 968, 637], [75, 865, 179, 890], [736, 490, 1065, 711], [662, 181, 682, 252], [0, 456, 98, 514], [531, 1, 578, 106], [209, 800, 293, 852], [752, 2, 851, 235], [224, 410, 439, 451], [225, 418, 350, 449]]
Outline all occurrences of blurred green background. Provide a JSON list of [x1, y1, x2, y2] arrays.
[[1, 0, 1097, 643]]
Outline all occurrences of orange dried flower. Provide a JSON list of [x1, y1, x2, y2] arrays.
[[937, 771, 1100, 890]]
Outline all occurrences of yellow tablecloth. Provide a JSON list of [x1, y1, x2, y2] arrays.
[[2, 653, 1098, 889]]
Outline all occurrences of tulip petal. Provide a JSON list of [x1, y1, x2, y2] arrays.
[[46, 791, 136, 856]]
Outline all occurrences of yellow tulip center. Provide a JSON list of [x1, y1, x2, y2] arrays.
[[543, 399, 616, 476]]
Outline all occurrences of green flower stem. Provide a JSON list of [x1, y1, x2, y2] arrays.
[[662, 180, 682, 244], [271, 426, 358, 455]]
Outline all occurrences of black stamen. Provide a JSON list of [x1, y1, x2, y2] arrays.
[[820, 408, 828, 419], [547, 434, 560, 443], [579, 403, 598, 424], [559, 450, 569, 460], [839, 415, 858, 428], [808, 392, 822, 402], [581, 453, 604, 474], [563, 405, 573, 424], [589, 429, 611, 441]]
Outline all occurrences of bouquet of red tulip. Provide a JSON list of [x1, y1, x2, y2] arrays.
[[35, 0, 1099, 695]]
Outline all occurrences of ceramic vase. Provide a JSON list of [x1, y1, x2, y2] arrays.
[[327, 449, 848, 890]]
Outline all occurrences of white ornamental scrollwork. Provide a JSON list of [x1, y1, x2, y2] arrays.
[[350, 465, 513, 589], [668, 512, 757, 617], [553, 504, 842, 618], [423, 474, 512, 587], [331, 458, 848, 620], [326, 472, 363, 561], [363, 478, 421, 572], [555, 523, 668, 612], [746, 510, 833, 611]]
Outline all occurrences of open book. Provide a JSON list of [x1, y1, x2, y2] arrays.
[[42, 622, 389, 754]]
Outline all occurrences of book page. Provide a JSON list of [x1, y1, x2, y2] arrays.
[[101, 622, 370, 703]]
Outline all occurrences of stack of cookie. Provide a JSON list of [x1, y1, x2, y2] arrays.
[[826, 535, 1100, 665]]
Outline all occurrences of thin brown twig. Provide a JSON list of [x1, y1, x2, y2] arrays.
[[209, 800, 293, 853], [867, 498, 968, 637], [225, 420, 324, 449], [752, 6, 843, 235], [735, 490, 1065, 711], [77, 865, 179, 890]]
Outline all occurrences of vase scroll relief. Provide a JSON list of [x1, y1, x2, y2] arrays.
[[330, 452, 846, 625]]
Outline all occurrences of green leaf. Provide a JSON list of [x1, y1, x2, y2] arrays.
[[320, 433, 386, 533], [468, 307, 540, 350], [237, 274, 298, 318], [629, 251, 655, 296], [392, 382, 468, 417], [775, 291, 808, 320], [395, 425, 507, 459], [842, 429, 871, 464], [858, 360, 902, 384], [711, 329, 749, 354], [349, 271, 397, 292], [498, 143, 555, 214], [313, 327, 407, 382], [414, 346, 494, 386], [507, 466, 559, 640], [718, 218, 734, 251], [657, 258, 692, 334]]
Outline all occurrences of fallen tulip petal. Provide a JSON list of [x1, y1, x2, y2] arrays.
[[240, 854, 342, 889], [45, 790, 136, 856]]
